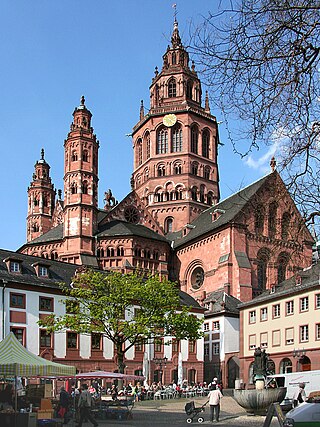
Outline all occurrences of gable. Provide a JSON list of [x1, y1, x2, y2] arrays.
[[98, 191, 164, 235]]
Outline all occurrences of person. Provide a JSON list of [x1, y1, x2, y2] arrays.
[[208, 384, 223, 423], [293, 383, 307, 407], [58, 386, 70, 424], [76, 383, 98, 427]]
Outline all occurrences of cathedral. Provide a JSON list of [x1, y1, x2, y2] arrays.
[[17, 19, 314, 385]]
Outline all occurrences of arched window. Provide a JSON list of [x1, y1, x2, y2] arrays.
[[191, 162, 198, 176], [136, 138, 142, 166], [174, 163, 182, 174], [157, 165, 165, 177], [172, 52, 176, 65], [107, 247, 115, 257], [153, 250, 159, 260], [165, 217, 173, 233], [172, 126, 183, 152], [200, 185, 205, 203], [257, 248, 270, 290], [204, 166, 210, 180], [191, 186, 198, 201], [157, 128, 168, 154], [71, 151, 78, 162], [145, 132, 151, 159], [82, 150, 88, 162], [268, 201, 278, 238], [191, 125, 198, 154], [34, 198, 39, 207], [281, 212, 291, 240], [280, 358, 292, 374], [175, 186, 183, 200], [117, 247, 124, 256], [71, 182, 77, 194], [277, 252, 289, 284], [255, 204, 265, 234], [82, 180, 88, 194], [186, 80, 193, 99], [168, 78, 176, 98], [207, 191, 214, 206], [32, 223, 39, 232], [202, 130, 210, 158], [97, 248, 104, 257]]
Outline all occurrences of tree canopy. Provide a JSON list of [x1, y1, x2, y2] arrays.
[[190, 0, 320, 231], [39, 270, 203, 373]]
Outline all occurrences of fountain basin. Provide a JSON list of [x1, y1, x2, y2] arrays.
[[233, 387, 287, 414]]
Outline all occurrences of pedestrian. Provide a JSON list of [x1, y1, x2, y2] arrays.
[[293, 383, 307, 407], [76, 383, 98, 427], [208, 384, 223, 423], [58, 386, 70, 424]]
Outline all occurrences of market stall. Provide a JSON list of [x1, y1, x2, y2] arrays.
[[0, 333, 76, 427]]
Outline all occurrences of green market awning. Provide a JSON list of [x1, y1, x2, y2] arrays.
[[0, 333, 76, 377]]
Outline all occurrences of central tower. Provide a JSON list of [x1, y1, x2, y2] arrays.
[[131, 19, 220, 234]]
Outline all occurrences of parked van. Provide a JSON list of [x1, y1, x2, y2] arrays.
[[267, 370, 320, 402]]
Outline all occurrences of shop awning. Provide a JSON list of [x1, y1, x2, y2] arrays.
[[0, 333, 76, 377]]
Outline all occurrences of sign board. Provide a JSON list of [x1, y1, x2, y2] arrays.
[[263, 403, 286, 427]]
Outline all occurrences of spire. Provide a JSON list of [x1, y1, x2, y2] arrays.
[[140, 100, 144, 120], [270, 156, 276, 172], [205, 91, 211, 113], [171, 18, 182, 48]]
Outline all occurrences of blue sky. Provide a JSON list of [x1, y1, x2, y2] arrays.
[[0, 1, 271, 251]]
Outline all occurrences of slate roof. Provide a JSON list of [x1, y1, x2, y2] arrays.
[[204, 289, 241, 317], [96, 220, 169, 243], [0, 248, 77, 289], [238, 262, 320, 309], [172, 172, 272, 248], [20, 224, 64, 247], [179, 290, 204, 310]]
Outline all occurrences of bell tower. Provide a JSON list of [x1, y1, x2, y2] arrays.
[[62, 96, 99, 263], [131, 18, 220, 234]]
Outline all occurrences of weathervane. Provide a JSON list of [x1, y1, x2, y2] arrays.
[[172, 3, 177, 22]]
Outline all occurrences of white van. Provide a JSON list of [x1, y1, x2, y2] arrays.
[[267, 370, 320, 401]]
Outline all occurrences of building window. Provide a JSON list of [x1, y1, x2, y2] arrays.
[[145, 133, 150, 159], [191, 162, 198, 176], [213, 321, 220, 331], [39, 266, 48, 277], [281, 212, 291, 239], [277, 252, 289, 284], [249, 311, 256, 324], [71, 182, 77, 194], [255, 205, 265, 234], [261, 307, 268, 321], [135, 340, 144, 352], [191, 187, 198, 201], [10, 261, 21, 273], [202, 130, 210, 158], [174, 163, 182, 174], [157, 128, 168, 154], [204, 344, 209, 357], [286, 300, 294, 315], [191, 125, 198, 154], [165, 217, 173, 233], [172, 127, 182, 152], [11, 327, 25, 345], [316, 324, 320, 340], [91, 333, 102, 350], [189, 340, 196, 353], [285, 328, 294, 345], [249, 334, 256, 350], [256, 248, 270, 290], [82, 150, 88, 162], [204, 323, 209, 332], [172, 339, 179, 353], [71, 151, 78, 161], [212, 343, 220, 355], [10, 293, 25, 309], [81, 180, 88, 194], [67, 332, 78, 349], [40, 330, 52, 348], [186, 80, 193, 99], [204, 166, 210, 180], [300, 325, 309, 342], [168, 78, 176, 98], [273, 304, 280, 318], [39, 297, 54, 312], [137, 139, 142, 166], [300, 297, 309, 312], [260, 332, 268, 348], [316, 294, 320, 309]]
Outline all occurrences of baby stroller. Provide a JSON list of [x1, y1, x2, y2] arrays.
[[185, 401, 207, 423]]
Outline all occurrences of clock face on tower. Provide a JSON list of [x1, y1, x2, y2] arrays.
[[163, 113, 177, 127]]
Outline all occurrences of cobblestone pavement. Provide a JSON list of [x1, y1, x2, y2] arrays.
[[67, 396, 283, 427]]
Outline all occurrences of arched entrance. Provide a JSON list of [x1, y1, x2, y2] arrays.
[[188, 369, 196, 385], [227, 357, 239, 388], [280, 358, 292, 374], [299, 355, 311, 371]]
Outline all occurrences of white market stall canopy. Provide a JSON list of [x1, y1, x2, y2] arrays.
[[0, 333, 76, 377], [75, 370, 145, 381]]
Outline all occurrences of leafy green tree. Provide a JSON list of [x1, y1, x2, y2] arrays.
[[39, 270, 203, 373]]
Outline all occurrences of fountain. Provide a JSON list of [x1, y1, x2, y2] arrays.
[[233, 347, 286, 414]]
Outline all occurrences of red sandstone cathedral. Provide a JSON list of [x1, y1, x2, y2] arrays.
[[19, 19, 313, 306]]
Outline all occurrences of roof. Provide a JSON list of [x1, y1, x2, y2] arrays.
[[179, 290, 203, 310], [22, 224, 64, 246], [96, 220, 169, 243], [173, 172, 272, 248], [238, 262, 320, 309], [0, 248, 78, 289], [204, 289, 241, 316], [0, 333, 75, 376]]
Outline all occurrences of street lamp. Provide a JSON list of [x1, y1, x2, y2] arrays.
[[293, 348, 306, 371], [153, 356, 168, 384]]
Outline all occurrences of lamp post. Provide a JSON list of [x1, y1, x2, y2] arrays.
[[293, 348, 306, 371], [153, 356, 168, 384]]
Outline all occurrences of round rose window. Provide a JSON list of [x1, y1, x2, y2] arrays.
[[191, 267, 205, 290], [124, 206, 140, 224]]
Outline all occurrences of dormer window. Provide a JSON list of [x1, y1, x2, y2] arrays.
[[39, 266, 48, 277], [10, 261, 20, 273], [32, 261, 50, 278]]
